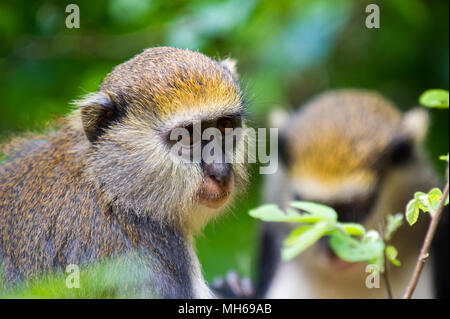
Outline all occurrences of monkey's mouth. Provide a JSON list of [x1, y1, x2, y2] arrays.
[[197, 173, 234, 209]]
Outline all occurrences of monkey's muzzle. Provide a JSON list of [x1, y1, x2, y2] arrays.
[[197, 162, 234, 209]]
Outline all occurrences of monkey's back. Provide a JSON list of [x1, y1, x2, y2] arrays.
[[0, 132, 119, 279]]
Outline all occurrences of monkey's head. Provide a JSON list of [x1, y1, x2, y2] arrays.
[[275, 89, 432, 268], [73, 47, 248, 234]]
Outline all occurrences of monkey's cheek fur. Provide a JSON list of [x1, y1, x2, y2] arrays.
[[197, 172, 235, 209]]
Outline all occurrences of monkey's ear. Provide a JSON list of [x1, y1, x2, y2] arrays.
[[75, 92, 119, 143], [220, 58, 239, 79], [401, 108, 430, 145], [384, 108, 429, 166]]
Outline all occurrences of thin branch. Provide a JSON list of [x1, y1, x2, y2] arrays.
[[378, 221, 393, 299], [403, 173, 449, 299], [383, 256, 393, 299]]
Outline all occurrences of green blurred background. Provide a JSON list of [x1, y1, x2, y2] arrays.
[[0, 0, 448, 285]]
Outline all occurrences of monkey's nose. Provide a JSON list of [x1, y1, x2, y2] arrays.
[[204, 162, 232, 187]]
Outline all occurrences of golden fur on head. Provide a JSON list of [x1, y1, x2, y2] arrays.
[[97, 47, 242, 121]]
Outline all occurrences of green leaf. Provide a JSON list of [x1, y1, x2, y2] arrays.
[[406, 198, 421, 226], [363, 230, 383, 243], [249, 204, 304, 222], [289, 201, 338, 222], [427, 188, 443, 212], [385, 245, 401, 266], [384, 213, 404, 241], [440, 154, 449, 163], [364, 231, 386, 271], [281, 221, 330, 261], [414, 191, 426, 199], [415, 191, 432, 212], [414, 191, 428, 202], [419, 89, 449, 109], [249, 202, 338, 224], [285, 207, 337, 223], [284, 225, 312, 246], [329, 231, 384, 263], [336, 222, 366, 236], [405, 188, 444, 226]]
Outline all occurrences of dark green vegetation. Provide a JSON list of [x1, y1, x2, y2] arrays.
[[0, 0, 448, 295]]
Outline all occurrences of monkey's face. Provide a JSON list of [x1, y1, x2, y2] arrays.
[[276, 90, 429, 269], [165, 115, 247, 212], [77, 47, 248, 233]]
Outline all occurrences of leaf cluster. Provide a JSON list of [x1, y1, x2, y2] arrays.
[[249, 202, 404, 270]]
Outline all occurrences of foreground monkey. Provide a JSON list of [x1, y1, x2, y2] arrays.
[[0, 47, 248, 298], [258, 90, 446, 298]]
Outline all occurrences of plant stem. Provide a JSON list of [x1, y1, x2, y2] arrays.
[[378, 222, 393, 299], [402, 175, 449, 299], [383, 257, 393, 299]]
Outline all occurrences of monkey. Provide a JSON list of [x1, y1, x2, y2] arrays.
[[256, 89, 447, 298], [0, 47, 249, 298]]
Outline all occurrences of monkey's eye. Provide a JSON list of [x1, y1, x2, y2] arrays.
[[389, 138, 413, 166], [217, 118, 234, 135]]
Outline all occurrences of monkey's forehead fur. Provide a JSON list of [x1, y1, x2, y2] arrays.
[[98, 47, 243, 120], [286, 90, 403, 182]]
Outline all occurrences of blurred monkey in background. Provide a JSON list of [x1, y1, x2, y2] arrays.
[[257, 89, 448, 298]]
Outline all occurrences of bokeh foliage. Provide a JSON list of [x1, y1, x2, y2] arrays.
[[0, 0, 448, 293]]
